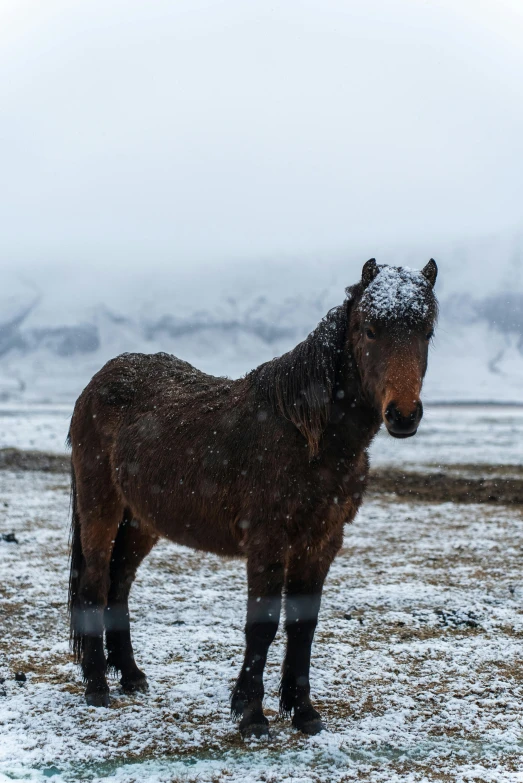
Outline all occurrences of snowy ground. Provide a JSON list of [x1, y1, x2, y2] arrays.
[[1, 458, 523, 782]]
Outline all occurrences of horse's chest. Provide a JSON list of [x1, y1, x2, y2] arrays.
[[312, 449, 368, 502], [288, 453, 368, 545]]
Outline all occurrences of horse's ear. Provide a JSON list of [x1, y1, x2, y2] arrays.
[[361, 258, 379, 288], [421, 259, 438, 287]]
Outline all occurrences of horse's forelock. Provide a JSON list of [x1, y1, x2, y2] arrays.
[[356, 265, 437, 328]]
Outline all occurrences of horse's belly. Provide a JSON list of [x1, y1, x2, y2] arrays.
[[113, 416, 246, 556], [116, 476, 244, 556], [152, 511, 244, 557]]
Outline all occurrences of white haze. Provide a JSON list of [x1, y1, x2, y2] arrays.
[[0, 0, 523, 270]]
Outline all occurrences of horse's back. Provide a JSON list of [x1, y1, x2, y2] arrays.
[[87, 351, 221, 404], [71, 349, 236, 460], [72, 351, 228, 428]]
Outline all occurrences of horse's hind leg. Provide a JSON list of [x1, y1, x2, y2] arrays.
[[105, 516, 157, 692], [71, 468, 123, 707]]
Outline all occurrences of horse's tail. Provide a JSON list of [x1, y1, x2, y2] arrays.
[[68, 449, 84, 663]]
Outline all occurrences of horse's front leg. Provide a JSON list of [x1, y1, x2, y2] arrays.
[[231, 539, 285, 738], [280, 529, 342, 735]]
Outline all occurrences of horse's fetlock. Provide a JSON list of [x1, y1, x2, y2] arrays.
[[105, 655, 120, 677], [230, 695, 247, 720], [278, 685, 296, 717]]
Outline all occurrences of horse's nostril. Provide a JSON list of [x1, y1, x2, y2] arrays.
[[384, 403, 398, 424], [385, 401, 422, 431], [409, 404, 422, 422]]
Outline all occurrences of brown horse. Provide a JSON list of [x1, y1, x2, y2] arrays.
[[68, 258, 438, 737]]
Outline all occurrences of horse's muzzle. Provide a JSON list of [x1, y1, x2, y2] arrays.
[[384, 401, 423, 439]]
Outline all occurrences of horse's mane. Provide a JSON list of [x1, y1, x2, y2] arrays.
[[251, 285, 362, 457]]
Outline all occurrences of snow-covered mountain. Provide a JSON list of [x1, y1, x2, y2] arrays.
[[0, 235, 521, 404]]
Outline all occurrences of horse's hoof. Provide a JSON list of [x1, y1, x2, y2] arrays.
[[85, 690, 110, 708], [240, 722, 270, 739], [292, 707, 326, 735], [295, 717, 326, 735], [121, 675, 148, 694], [239, 707, 270, 739]]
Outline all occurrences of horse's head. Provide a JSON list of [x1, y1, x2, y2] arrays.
[[350, 259, 438, 438]]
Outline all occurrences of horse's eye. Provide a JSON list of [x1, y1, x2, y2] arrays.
[[365, 328, 376, 340], [426, 330, 434, 341]]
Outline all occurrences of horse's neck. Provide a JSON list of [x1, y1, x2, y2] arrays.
[[326, 338, 382, 454], [275, 302, 347, 381], [251, 303, 349, 456], [251, 301, 383, 456]]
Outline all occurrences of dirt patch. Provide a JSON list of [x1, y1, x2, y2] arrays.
[[370, 467, 523, 505], [0, 447, 69, 473]]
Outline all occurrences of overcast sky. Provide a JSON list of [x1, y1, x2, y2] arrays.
[[1, 0, 523, 273]]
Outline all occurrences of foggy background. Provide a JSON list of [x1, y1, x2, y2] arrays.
[[0, 0, 522, 403]]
